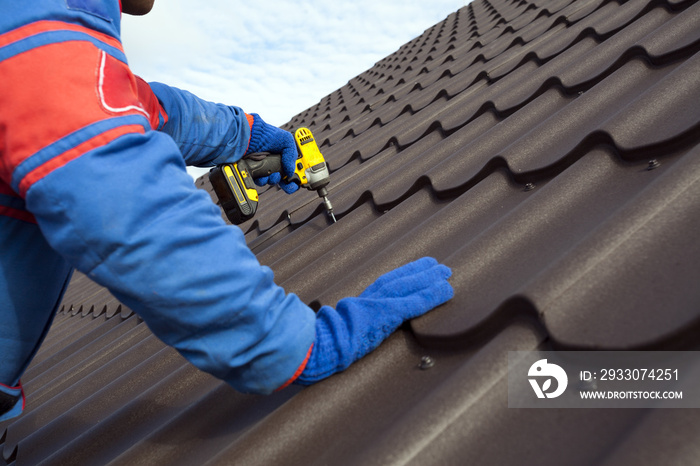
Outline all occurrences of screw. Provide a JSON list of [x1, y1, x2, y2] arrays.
[[524, 182, 536, 192], [647, 160, 660, 170], [419, 356, 435, 370]]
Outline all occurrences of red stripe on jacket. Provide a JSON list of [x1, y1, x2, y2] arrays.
[[136, 77, 169, 130], [0, 30, 153, 195], [0, 206, 37, 224], [18, 124, 145, 197], [0, 181, 36, 223]]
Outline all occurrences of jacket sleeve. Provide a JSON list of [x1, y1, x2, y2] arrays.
[[29, 131, 315, 393], [1, 27, 315, 395], [138, 80, 253, 168]]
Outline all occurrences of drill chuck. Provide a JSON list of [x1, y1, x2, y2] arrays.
[[318, 187, 336, 223]]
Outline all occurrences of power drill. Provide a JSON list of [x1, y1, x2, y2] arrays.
[[209, 127, 336, 225]]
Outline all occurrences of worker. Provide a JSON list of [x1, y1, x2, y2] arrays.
[[0, 0, 454, 421]]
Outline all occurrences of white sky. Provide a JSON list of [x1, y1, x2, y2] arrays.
[[121, 0, 468, 179]]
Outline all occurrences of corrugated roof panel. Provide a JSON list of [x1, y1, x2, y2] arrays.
[[2, 0, 700, 464], [413, 143, 699, 347]]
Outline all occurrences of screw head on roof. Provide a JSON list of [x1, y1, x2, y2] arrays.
[[419, 356, 435, 370], [524, 182, 536, 192], [647, 160, 660, 170]]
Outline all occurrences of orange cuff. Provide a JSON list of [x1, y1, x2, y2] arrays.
[[276, 344, 313, 391]]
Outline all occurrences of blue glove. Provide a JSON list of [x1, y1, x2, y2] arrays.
[[246, 113, 299, 194], [295, 257, 454, 384]]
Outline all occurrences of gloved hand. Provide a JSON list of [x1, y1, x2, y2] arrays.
[[295, 257, 453, 384], [246, 113, 299, 194]]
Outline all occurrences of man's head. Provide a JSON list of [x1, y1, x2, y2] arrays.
[[122, 0, 155, 15]]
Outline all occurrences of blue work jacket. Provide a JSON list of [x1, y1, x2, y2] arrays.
[[0, 0, 315, 420]]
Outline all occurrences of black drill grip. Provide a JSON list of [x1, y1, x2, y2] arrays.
[[241, 153, 303, 185], [240, 153, 282, 178]]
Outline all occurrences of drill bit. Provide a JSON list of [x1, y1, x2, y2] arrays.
[[324, 195, 337, 223], [318, 188, 337, 223]]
